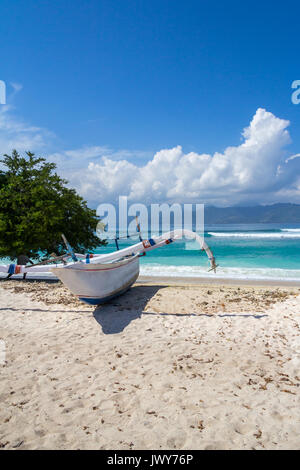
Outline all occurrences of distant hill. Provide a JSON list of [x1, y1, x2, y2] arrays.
[[110, 202, 300, 227], [205, 203, 300, 224]]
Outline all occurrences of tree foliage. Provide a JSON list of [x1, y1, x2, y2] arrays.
[[0, 150, 105, 260]]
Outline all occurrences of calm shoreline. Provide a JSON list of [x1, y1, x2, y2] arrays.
[[138, 275, 300, 288], [1, 273, 300, 288]]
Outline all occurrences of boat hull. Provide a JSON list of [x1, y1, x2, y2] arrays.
[[51, 255, 139, 305]]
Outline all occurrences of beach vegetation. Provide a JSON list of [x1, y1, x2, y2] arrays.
[[0, 150, 105, 260]]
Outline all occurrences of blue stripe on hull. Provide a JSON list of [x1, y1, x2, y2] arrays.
[[79, 285, 132, 305]]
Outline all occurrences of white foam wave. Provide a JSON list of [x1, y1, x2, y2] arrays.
[[140, 264, 300, 281], [208, 232, 300, 238]]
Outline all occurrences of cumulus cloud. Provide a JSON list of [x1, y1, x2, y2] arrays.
[[64, 108, 300, 205], [1, 105, 299, 205]]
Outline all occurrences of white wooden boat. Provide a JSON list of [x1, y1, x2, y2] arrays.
[[0, 229, 217, 305], [52, 254, 139, 305]]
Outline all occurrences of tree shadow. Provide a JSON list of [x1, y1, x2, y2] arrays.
[[93, 285, 268, 334]]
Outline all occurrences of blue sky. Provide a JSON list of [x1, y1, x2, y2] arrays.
[[1, 0, 300, 206]]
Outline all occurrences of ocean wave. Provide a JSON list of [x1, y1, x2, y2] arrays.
[[208, 232, 300, 238], [140, 264, 300, 281]]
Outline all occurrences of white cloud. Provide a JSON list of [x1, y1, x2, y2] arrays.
[[0, 105, 53, 156], [49, 146, 152, 170], [1, 105, 300, 205], [71, 158, 137, 202], [285, 153, 300, 163], [10, 82, 23, 94], [49, 146, 110, 171], [65, 108, 300, 205]]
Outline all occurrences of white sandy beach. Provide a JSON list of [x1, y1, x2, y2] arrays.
[[0, 279, 300, 450]]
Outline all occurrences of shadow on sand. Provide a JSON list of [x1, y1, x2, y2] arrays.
[[93, 285, 268, 335], [93, 285, 164, 334], [0, 276, 59, 283]]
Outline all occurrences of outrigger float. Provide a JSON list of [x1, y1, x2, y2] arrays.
[[0, 229, 217, 305]]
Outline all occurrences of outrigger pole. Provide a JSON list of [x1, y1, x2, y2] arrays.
[[61, 234, 78, 262], [135, 216, 143, 242], [135, 216, 147, 256]]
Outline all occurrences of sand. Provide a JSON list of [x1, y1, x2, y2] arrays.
[[0, 278, 300, 450]]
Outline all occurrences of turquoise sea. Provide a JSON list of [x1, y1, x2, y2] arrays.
[[95, 224, 300, 281]]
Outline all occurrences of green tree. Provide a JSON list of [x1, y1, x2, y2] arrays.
[[0, 150, 106, 260]]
